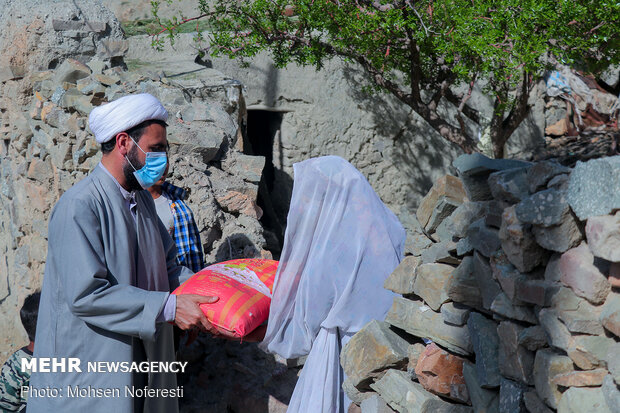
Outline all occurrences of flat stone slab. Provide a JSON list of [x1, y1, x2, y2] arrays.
[[453, 153, 531, 177], [556, 386, 612, 413], [533, 349, 574, 409], [384, 256, 421, 295], [527, 160, 572, 193], [341, 320, 409, 388], [370, 369, 440, 412], [559, 242, 611, 305], [462, 361, 499, 413], [585, 211, 620, 262], [467, 312, 500, 389], [488, 166, 531, 204], [567, 155, 620, 220], [386, 297, 472, 356], [413, 263, 454, 311], [453, 154, 531, 201]]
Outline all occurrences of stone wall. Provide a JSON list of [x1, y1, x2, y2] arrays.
[[342, 153, 620, 413], [0, 1, 269, 362]]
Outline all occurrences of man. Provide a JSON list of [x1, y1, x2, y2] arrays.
[[147, 165, 205, 273], [28, 93, 218, 413]]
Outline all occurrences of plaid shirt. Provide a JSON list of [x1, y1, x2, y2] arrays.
[[162, 182, 205, 273]]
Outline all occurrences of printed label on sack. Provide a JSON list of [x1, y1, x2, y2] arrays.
[[209, 263, 272, 298]]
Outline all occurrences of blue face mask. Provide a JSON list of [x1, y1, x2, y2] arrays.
[[125, 137, 168, 189]]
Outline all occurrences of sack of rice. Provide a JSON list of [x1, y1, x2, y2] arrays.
[[173, 258, 278, 337]]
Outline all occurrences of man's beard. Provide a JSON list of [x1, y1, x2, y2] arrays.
[[123, 144, 144, 191]]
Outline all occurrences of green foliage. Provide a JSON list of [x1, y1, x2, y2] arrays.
[[152, 0, 619, 155]]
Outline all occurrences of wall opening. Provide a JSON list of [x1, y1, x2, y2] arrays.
[[245, 109, 292, 258]]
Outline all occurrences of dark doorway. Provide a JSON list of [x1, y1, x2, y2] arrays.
[[245, 109, 291, 258]]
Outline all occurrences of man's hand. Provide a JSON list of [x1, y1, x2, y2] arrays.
[[174, 294, 219, 335]]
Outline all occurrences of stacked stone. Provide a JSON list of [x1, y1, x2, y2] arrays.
[[341, 152, 620, 413], [0, 53, 271, 359]]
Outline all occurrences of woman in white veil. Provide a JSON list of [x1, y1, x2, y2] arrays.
[[260, 156, 406, 412]]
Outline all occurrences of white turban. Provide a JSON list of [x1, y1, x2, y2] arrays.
[[88, 93, 169, 144]]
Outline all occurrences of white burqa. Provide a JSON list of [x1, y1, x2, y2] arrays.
[[260, 156, 406, 412]]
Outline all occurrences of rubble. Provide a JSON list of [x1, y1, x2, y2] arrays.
[[346, 153, 619, 412]]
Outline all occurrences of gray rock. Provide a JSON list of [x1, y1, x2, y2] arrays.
[[456, 238, 473, 256], [441, 302, 471, 326], [435, 201, 490, 241], [97, 39, 129, 59], [516, 188, 569, 227], [600, 293, 620, 337], [567, 156, 620, 220], [453, 153, 531, 178], [453, 152, 530, 201], [222, 152, 266, 184], [86, 58, 107, 74], [53, 58, 92, 85], [170, 123, 227, 164], [567, 335, 616, 370], [606, 342, 620, 384], [538, 308, 572, 351], [413, 263, 454, 311], [499, 378, 527, 413], [426, 197, 463, 234], [467, 312, 500, 388], [341, 320, 410, 388], [527, 160, 572, 193], [523, 391, 553, 413], [600, 65, 620, 88], [405, 233, 434, 257], [385, 297, 472, 356], [488, 167, 531, 204], [465, 219, 501, 257], [370, 369, 440, 413], [484, 200, 505, 229], [533, 349, 574, 409], [52, 19, 107, 32], [462, 361, 500, 413], [473, 252, 502, 310], [447, 256, 483, 309], [517, 326, 548, 351], [406, 343, 426, 380], [545, 286, 582, 311], [547, 173, 570, 190], [515, 279, 554, 307], [422, 400, 473, 413], [559, 242, 611, 305], [360, 394, 394, 413], [556, 386, 612, 413], [556, 299, 604, 335], [585, 211, 620, 262], [343, 379, 374, 404], [491, 292, 537, 324], [531, 214, 583, 253], [602, 374, 620, 413], [459, 173, 496, 201], [489, 251, 526, 302], [421, 241, 460, 265], [543, 253, 563, 283], [497, 322, 534, 385], [499, 206, 548, 273], [384, 256, 421, 295], [417, 175, 467, 232]]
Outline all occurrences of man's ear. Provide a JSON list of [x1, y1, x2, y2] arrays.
[[115, 132, 131, 157]]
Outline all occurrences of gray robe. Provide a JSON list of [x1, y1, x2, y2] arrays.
[[28, 165, 194, 412]]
